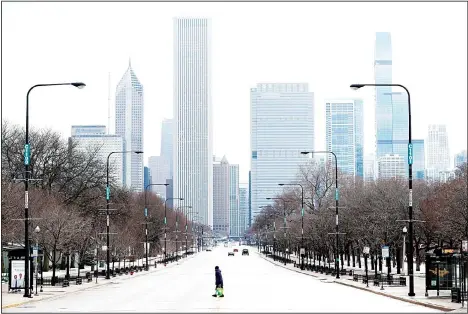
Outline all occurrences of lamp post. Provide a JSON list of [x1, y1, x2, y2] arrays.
[[164, 197, 184, 262], [266, 197, 289, 264], [179, 206, 193, 257], [363, 246, 370, 288], [34, 226, 40, 296], [144, 183, 169, 270], [23, 82, 85, 297], [402, 226, 407, 275], [351, 83, 415, 296], [301, 150, 340, 279], [106, 150, 143, 279], [278, 183, 304, 268]]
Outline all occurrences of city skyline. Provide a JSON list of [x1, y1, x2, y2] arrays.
[[2, 2, 467, 183]]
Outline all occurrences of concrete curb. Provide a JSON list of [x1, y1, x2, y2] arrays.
[[256, 252, 456, 313], [1, 254, 200, 309]]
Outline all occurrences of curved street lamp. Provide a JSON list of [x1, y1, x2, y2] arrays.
[[350, 83, 415, 297], [143, 183, 169, 270], [301, 150, 340, 279], [23, 82, 85, 298], [105, 150, 143, 279]]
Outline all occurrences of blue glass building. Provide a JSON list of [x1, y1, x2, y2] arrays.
[[374, 32, 425, 179], [325, 99, 364, 177]]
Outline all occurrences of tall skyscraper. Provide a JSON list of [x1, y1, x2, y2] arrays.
[[213, 156, 230, 237], [325, 99, 364, 177], [239, 184, 249, 236], [69, 125, 124, 186], [161, 119, 174, 178], [425, 124, 450, 179], [378, 154, 406, 179], [148, 156, 170, 198], [229, 164, 240, 238], [115, 60, 144, 191], [173, 17, 213, 227], [374, 32, 424, 179], [250, 83, 314, 222], [455, 150, 467, 168]]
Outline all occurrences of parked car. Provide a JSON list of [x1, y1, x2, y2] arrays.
[[228, 252, 234, 256], [233, 248, 238, 252], [242, 249, 249, 256], [206, 248, 212, 251]]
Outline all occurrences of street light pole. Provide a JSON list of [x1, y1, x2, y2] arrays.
[[178, 206, 192, 257], [278, 183, 304, 268], [350, 83, 414, 296], [301, 151, 340, 279], [24, 82, 85, 298], [106, 150, 143, 279], [144, 183, 169, 270], [164, 197, 184, 262], [34, 226, 40, 296]]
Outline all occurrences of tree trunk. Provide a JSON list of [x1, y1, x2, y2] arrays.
[[371, 254, 375, 270], [43, 249, 50, 272], [52, 247, 57, 286]]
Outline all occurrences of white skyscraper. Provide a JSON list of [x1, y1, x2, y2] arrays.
[[173, 17, 213, 227], [115, 60, 144, 192], [426, 124, 450, 180], [70, 125, 124, 186], [213, 156, 230, 237], [239, 184, 249, 236], [229, 164, 240, 238], [250, 83, 314, 222], [378, 154, 406, 179], [148, 156, 170, 198]]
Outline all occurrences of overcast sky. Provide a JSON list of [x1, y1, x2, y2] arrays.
[[2, 2, 467, 183]]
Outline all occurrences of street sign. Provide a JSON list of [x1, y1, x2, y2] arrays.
[[382, 246, 389, 258], [144, 207, 148, 217], [24, 144, 30, 165], [335, 188, 339, 201], [106, 187, 110, 200], [102, 245, 107, 251], [408, 143, 413, 165], [463, 240, 468, 252], [300, 248, 305, 255], [301, 207, 304, 216], [164, 217, 167, 224], [33, 249, 38, 257]]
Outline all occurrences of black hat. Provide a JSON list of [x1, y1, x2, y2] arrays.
[[215, 266, 219, 270]]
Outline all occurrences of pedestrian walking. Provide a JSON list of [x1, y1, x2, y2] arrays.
[[212, 266, 224, 297]]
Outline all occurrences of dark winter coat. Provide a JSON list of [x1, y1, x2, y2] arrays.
[[215, 268, 223, 287]]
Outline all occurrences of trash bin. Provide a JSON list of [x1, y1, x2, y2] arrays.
[[452, 288, 461, 303]]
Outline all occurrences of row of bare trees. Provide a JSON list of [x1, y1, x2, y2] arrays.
[[1, 121, 209, 275], [250, 158, 467, 268]]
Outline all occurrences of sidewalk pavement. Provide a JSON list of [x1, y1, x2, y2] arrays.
[[257, 251, 464, 312], [1, 252, 200, 310]]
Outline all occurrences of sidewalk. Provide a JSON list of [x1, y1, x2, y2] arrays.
[[257, 251, 464, 312], [1, 252, 199, 309]]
